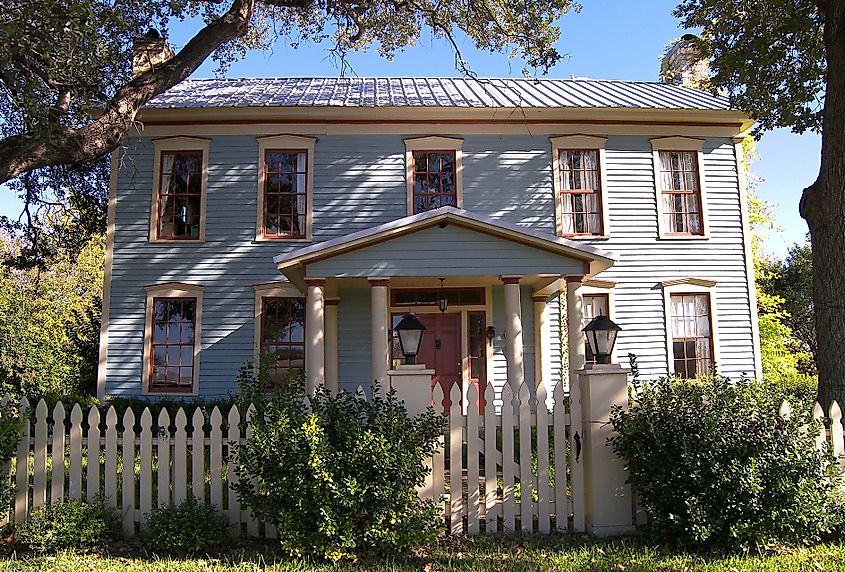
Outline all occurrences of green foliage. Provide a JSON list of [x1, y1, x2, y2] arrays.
[[143, 497, 230, 554], [16, 499, 120, 551], [234, 367, 445, 562], [609, 376, 842, 551], [0, 234, 104, 397], [0, 400, 21, 506], [674, 0, 824, 135]]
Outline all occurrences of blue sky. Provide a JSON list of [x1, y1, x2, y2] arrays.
[[0, 0, 817, 258]]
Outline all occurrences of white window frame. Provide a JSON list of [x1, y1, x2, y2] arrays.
[[651, 136, 709, 239], [550, 135, 610, 239], [404, 136, 463, 215], [662, 278, 720, 377], [255, 134, 317, 242], [142, 282, 205, 396], [150, 136, 211, 243]]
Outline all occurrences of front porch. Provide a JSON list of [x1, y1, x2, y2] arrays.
[[273, 207, 617, 406]]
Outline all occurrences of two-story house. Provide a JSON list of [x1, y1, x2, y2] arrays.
[[97, 73, 760, 404]]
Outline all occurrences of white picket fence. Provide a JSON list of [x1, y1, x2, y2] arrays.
[[2, 389, 843, 536]]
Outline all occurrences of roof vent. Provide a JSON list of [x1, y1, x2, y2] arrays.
[[132, 31, 175, 78], [660, 35, 709, 88]]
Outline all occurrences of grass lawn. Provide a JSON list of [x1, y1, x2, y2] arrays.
[[0, 535, 843, 571]]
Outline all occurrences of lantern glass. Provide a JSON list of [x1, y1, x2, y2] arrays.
[[582, 315, 622, 365], [394, 313, 426, 364]]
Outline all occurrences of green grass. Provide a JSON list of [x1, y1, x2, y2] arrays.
[[1, 535, 844, 571]]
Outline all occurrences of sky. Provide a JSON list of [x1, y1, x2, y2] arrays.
[[0, 0, 817, 258]]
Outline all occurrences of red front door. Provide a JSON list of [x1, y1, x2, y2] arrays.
[[416, 313, 461, 411]]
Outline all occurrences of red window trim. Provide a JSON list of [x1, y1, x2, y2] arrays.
[[262, 148, 309, 239], [411, 149, 458, 214], [259, 296, 306, 386], [659, 150, 704, 237], [670, 292, 714, 378], [558, 149, 604, 237], [155, 150, 204, 241], [148, 296, 197, 394]]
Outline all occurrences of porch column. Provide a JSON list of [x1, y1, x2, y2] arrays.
[[325, 298, 339, 393], [502, 276, 525, 392], [533, 293, 551, 405], [305, 278, 326, 396], [566, 276, 586, 390], [369, 278, 390, 395]]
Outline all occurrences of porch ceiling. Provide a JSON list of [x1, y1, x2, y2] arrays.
[[273, 207, 617, 291]]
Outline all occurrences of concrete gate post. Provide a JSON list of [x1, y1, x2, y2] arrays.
[[387, 365, 436, 418]]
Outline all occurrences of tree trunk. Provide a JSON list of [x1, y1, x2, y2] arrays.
[[800, 0, 845, 410]]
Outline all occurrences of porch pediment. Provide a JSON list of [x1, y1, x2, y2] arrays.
[[273, 207, 617, 289]]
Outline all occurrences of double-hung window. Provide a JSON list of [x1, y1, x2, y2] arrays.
[[662, 278, 719, 378], [259, 297, 306, 386], [150, 137, 210, 242], [404, 136, 463, 215], [651, 137, 708, 238], [550, 135, 609, 238], [256, 135, 316, 241]]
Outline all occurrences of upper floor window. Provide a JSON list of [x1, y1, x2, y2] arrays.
[[550, 135, 609, 238], [150, 136, 210, 242], [256, 134, 317, 241], [143, 282, 205, 395], [404, 136, 463, 215], [659, 151, 702, 235], [651, 137, 708, 239]]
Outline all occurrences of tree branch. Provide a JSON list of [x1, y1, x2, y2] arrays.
[[0, 0, 256, 184]]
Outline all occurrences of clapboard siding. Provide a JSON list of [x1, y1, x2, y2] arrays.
[[105, 132, 755, 396]]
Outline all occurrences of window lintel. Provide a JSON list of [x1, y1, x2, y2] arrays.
[[651, 136, 705, 152]]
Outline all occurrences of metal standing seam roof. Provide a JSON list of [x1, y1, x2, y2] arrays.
[[145, 77, 732, 111]]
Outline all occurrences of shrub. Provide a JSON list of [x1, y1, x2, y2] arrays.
[[234, 369, 445, 562], [609, 376, 842, 551], [143, 497, 230, 554], [16, 499, 120, 551], [0, 400, 20, 505]]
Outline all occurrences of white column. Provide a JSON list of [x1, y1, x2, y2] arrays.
[[566, 276, 585, 391], [502, 276, 525, 392], [325, 298, 339, 393], [369, 278, 390, 395], [305, 278, 326, 396], [533, 294, 551, 404]]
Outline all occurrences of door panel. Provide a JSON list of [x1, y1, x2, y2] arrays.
[[416, 313, 461, 411]]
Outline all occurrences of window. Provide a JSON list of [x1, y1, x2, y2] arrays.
[[550, 135, 609, 238], [150, 137, 210, 242], [670, 293, 713, 377], [659, 151, 702, 235], [260, 297, 306, 386], [662, 278, 719, 378], [651, 137, 708, 238], [143, 282, 205, 394], [256, 135, 316, 241], [582, 293, 609, 364], [404, 136, 463, 215]]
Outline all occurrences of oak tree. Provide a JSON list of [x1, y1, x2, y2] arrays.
[[674, 0, 845, 407]]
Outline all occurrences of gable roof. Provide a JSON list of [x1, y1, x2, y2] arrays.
[[273, 207, 617, 289], [147, 77, 731, 111]]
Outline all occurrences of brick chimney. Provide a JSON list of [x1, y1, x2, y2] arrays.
[[660, 34, 709, 88], [132, 30, 174, 77]]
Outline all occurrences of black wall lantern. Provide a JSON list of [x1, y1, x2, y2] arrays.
[[582, 315, 622, 365], [394, 313, 427, 365]]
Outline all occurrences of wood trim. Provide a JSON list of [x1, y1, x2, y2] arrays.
[[500, 276, 522, 285], [650, 135, 706, 151], [404, 137, 463, 215], [252, 283, 305, 366], [255, 134, 316, 242], [583, 278, 616, 289], [662, 281, 721, 377], [661, 277, 718, 288], [97, 149, 119, 401], [305, 277, 327, 287], [551, 138, 610, 239], [150, 137, 210, 243], [368, 278, 391, 287], [144, 281, 207, 292], [564, 275, 583, 284], [653, 148, 710, 239]]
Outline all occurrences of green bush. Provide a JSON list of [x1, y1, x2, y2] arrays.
[[234, 368, 445, 562], [16, 499, 120, 551], [142, 497, 230, 554], [609, 376, 842, 551]]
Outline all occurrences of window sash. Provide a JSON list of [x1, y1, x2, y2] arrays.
[[263, 150, 308, 238], [582, 293, 609, 364], [149, 297, 197, 393], [260, 296, 306, 387], [559, 150, 603, 235], [670, 293, 713, 378], [659, 151, 703, 235], [412, 151, 457, 214], [157, 151, 204, 240]]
